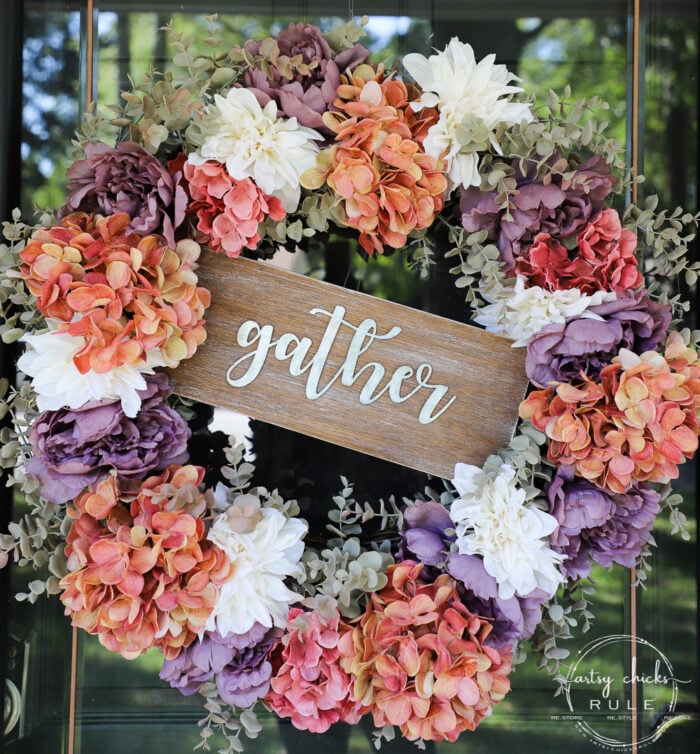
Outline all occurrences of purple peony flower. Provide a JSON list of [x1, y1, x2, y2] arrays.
[[60, 141, 187, 247], [243, 23, 370, 135], [525, 290, 671, 387], [160, 624, 282, 706], [400, 499, 453, 567], [460, 154, 615, 267], [546, 466, 661, 580], [447, 553, 550, 648], [400, 500, 548, 647], [27, 373, 190, 504]]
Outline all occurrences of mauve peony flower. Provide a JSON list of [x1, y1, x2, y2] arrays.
[[460, 154, 614, 266], [27, 373, 190, 504], [243, 23, 369, 135], [61, 141, 187, 247], [525, 290, 672, 387], [546, 466, 661, 580], [160, 623, 282, 706]]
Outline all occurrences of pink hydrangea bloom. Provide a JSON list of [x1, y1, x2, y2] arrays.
[[513, 208, 642, 295], [265, 607, 367, 732], [183, 160, 285, 257]]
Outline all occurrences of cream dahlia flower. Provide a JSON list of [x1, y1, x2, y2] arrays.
[[206, 497, 307, 636], [475, 275, 617, 346], [188, 88, 323, 212], [18, 328, 153, 417], [450, 463, 564, 599], [403, 39, 533, 191]]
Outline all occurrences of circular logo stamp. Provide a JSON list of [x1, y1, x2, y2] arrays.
[[556, 634, 690, 750]]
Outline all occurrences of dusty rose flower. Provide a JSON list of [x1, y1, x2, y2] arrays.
[[61, 141, 187, 247], [546, 466, 661, 580], [160, 623, 282, 706], [60, 467, 233, 659], [525, 290, 672, 387], [182, 160, 285, 256], [27, 373, 190, 504], [338, 561, 512, 742], [242, 23, 369, 135], [266, 607, 366, 732], [460, 154, 615, 266]]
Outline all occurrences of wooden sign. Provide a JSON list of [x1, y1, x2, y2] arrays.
[[169, 254, 528, 479]]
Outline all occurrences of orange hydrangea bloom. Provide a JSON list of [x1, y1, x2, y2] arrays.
[[60, 466, 233, 660], [301, 66, 447, 256], [20, 212, 209, 372], [338, 561, 512, 742], [520, 335, 700, 492]]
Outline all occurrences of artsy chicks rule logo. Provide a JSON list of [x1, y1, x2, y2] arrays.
[[554, 634, 691, 750]]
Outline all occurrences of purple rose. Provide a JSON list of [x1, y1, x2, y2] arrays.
[[243, 23, 369, 135], [546, 466, 661, 580], [160, 624, 282, 705], [461, 154, 614, 267], [27, 373, 190, 504], [400, 500, 548, 647], [525, 290, 671, 387], [60, 141, 187, 247]]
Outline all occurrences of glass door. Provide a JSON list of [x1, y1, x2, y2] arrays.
[[1, 2, 698, 753]]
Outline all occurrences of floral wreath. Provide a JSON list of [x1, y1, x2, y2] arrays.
[[1, 15, 699, 751]]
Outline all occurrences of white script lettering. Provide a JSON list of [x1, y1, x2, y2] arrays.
[[226, 305, 456, 424]]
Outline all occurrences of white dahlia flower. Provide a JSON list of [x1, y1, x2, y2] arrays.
[[475, 275, 617, 346], [18, 328, 152, 417], [403, 39, 533, 191], [188, 88, 323, 212], [450, 462, 564, 600], [206, 499, 307, 636]]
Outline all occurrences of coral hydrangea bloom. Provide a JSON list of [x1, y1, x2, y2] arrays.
[[60, 466, 233, 659], [302, 66, 447, 256], [266, 607, 367, 732], [520, 335, 700, 492], [338, 561, 512, 742], [20, 212, 210, 372], [182, 159, 286, 257]]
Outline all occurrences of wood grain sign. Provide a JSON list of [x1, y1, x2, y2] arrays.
[[169, 254, 528, 480]]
